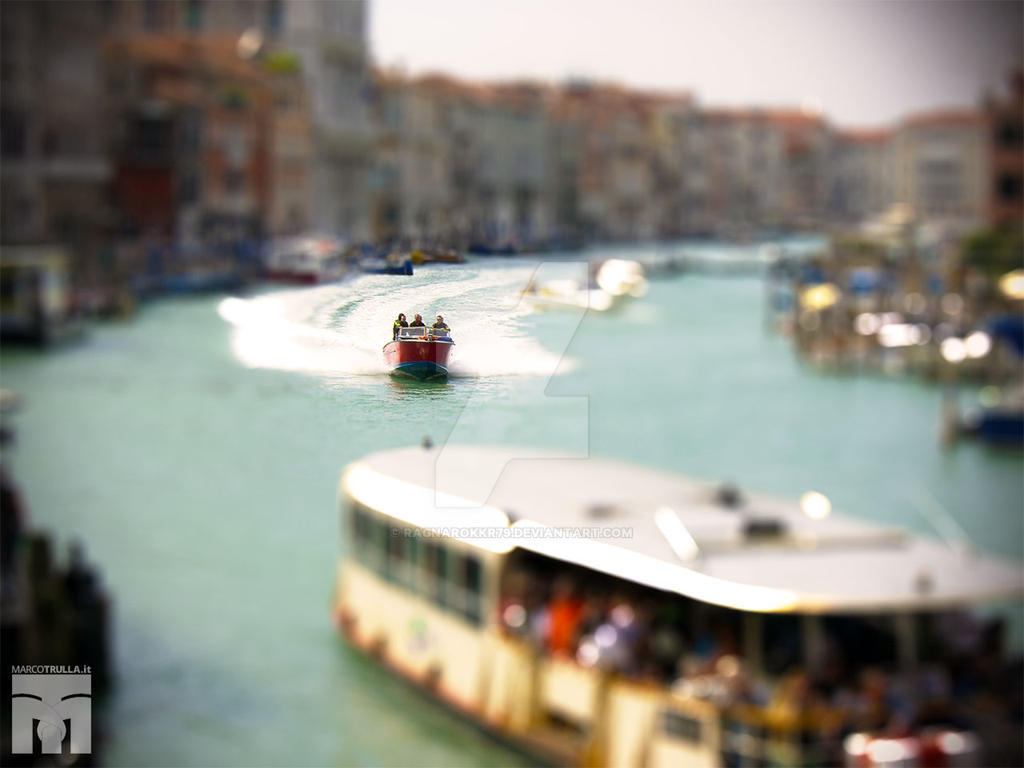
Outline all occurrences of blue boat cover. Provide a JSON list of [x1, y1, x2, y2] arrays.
[[986, 314, 1024, 357]]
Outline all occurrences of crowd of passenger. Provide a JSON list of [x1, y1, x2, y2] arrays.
[[497, 565, 1022, 762]]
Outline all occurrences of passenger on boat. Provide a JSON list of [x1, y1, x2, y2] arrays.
[[547, 576, 583, 656], [392, 313, 408, 340], [410, 314, 425, 328], [432, 315, 450, 333]]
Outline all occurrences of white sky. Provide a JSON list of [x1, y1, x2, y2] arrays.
[[369, 0, 1023, 127]]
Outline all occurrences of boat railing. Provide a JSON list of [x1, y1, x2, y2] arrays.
[[717, 702, 845, 767]]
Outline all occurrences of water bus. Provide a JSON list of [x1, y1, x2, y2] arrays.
[[333, 445, 1023, 767], [383, 327, 453, 381]]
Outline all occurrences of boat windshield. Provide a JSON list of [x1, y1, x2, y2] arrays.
[[398, 327, 451, 340]]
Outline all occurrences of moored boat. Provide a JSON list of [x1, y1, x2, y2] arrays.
[[383, 326, 453, 380], [333, 445, 1024, 767]]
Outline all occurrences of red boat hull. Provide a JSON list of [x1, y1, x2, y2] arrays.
[[383, 339, 452, 380]]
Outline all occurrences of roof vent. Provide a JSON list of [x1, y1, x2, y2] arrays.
[[715, 483, 744, 509], [743, 517, 788, 539]]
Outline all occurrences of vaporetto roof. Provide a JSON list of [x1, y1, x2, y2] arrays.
[[341, 445, 1024, 614]]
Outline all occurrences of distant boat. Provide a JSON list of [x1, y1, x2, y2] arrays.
[[0, 246, 84, 345], [359, 254, 413, 276], [521, 259, 648, 312], [410, 249, 465, 265], [468, 241, 518, 256], [382, 326, 453, 380], [161, 269, 243, 295], [963, 386, 1024, 445], [264, 235, 347, 284]]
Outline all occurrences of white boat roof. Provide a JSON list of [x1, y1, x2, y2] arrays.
[[342, 445, 1024, 614]]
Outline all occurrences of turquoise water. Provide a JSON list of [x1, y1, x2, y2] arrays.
[[1, 243, 1021, 766]]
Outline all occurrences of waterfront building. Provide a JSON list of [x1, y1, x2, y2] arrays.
[[768, 109, 832, 231], [370, 72, 453, 244], [983, 71, 1024, 232], [828, 128, 895, 227], [893, 109, 989, 230], [103, 35, 273, 249], [703, 109, 785, 235], [0, 1, 112, 257], [107, 0, 373, 241], [280, 0, 373, 241]]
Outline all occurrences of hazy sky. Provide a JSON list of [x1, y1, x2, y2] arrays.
[[369, 0, 1023, 127]]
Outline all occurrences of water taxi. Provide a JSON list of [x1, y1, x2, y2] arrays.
[[333, 445, 1023, 767], [383, 327, 453, 380]]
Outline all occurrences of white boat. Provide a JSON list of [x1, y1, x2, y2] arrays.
[[263, 235, 347, 284], [333, 445, 1023, 767], [521, 259, 648, 313]]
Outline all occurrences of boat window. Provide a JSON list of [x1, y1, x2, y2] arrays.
[[421, 540, 448, 607], [449, 552, 482, 626], [464, 556, 482, 625], [363, 506, 388, 576], [349, 503, 386, 575], [351, 504, 370, 545], [405, 535, 421, 590], [385, 527, 408, 585], [660, 710, 703, 743]]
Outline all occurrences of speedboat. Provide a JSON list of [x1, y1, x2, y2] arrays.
[[382, 326, 453, 380]]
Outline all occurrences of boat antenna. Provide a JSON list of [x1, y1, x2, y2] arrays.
[[908, 489, 976, 559]]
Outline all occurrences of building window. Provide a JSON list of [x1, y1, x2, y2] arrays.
[[996, 173, 1022, 203], [186, 0, 203, 31], [223, 169, 245, 194], [0, 108, 25, 158], [179, 171, 199, 205], [267, 0, 283, 32], [143, 0, 164, 31], [997, 120, 1023, 149]]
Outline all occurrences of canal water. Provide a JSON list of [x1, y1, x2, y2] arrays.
[[2, 242, 1021, 766]]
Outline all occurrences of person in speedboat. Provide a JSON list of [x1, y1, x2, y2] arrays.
[[410, 314, 426, 328], [432, 315, 450, 333], [392, 313, 408, 339]]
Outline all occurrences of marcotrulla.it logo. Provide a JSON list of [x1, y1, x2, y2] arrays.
[[11, 666, 92, 755]]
